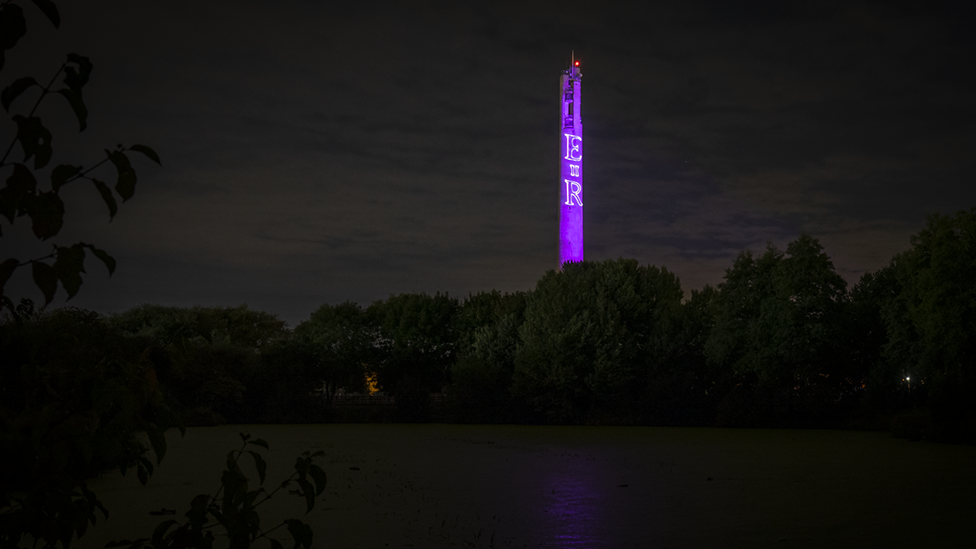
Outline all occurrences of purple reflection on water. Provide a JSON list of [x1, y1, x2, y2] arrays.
[[541, 460, 607, 548]]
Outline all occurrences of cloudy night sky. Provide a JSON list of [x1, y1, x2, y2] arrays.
[[4, 0, 975, 326]]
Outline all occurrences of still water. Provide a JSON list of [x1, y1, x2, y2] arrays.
[[73, 424, 975, 548]]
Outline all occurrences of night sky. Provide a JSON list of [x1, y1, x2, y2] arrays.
[[5, 0, 975, 326]]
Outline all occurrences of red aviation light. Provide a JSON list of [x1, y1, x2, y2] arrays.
[[574, 60, 580, 66]]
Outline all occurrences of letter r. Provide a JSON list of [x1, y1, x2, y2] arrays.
[[564, 179, 583, 206]]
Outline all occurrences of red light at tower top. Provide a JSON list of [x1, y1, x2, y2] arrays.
[[574, 60, 579, 66]]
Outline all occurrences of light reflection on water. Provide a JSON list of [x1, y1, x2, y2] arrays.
[[541, 457, 609, 548]]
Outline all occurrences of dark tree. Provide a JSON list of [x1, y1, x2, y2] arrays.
[[643, 284, 718, 426], [850, 264, 905, 415], [513, 258, 684, 423], [705, 235, 851, 425], [455, 290, 527, 369], [449, 290, 527, 423], [111, 304, 287, 352], [294, 301, 372, 403], [110, 305, 288, 425], [0, 307, 182, 549], [879, 208, 976, 439], [367, 292, 458, 420]]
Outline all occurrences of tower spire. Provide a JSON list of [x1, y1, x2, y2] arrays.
[[558, 54, 583, 267]]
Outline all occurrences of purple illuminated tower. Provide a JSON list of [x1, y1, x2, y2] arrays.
[[559, 56, 583, 267]]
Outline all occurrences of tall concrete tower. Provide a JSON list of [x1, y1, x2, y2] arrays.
[[559, 55, 583, 267]]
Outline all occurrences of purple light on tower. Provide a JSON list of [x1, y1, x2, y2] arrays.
[[559, 56, 583, 267]]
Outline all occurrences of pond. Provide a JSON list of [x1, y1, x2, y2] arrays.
[[74, 424, 975, 548]]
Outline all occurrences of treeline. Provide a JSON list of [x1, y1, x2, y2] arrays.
[[3, 209, 976, 453]]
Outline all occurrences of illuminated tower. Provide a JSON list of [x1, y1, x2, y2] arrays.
[[559, 55, 583, 267]]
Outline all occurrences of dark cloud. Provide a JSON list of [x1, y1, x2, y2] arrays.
[[3, 0, 974, 325]]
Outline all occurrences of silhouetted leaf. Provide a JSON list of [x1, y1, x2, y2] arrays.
[[90, 178, 118, 220], [0, 258, 18, 291], [26, 190, 64, 239], [128, 144, 161, 165], [209, 506, 227, 527], [136, 457, 152, 486], [2, 76, 38, 111], [147, 426, 167, 464], [52, 243, 85, 299], [77, 507, 92, 537], [51, 164, 82, 191], [224, 451, 247, 488], [0, 163, 37, 223], [13, 115, 53, 169], [248, 438, 269, 450], [247, 451, 267, 485], [221, 467, 248, 504], [294, 456, 309, 478], [307, 464, 327, 496], [269, 538, 284, 549], [284, 519, 313, 549], [85, 243, 116, 275], [32, 260, 57, 304], [106, 149, 136, 200], [56, 88, 87, 130], [296, 479, 314, 513], [189, 493, 209, 513], [64, 53, 92, 95], [0, 4, 26, 53], [30, 0, 60, 28], [243, 488, 264, 508], [151, 520, 178, 547], [82, 481, 109, 521]]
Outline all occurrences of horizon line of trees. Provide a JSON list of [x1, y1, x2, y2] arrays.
[[4, 208, 976, 453]]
